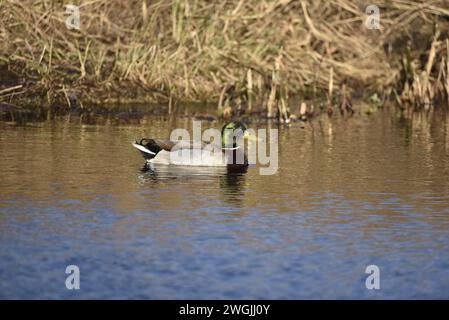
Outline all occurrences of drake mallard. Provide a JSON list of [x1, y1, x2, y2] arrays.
[[132, 121, 257, 167]]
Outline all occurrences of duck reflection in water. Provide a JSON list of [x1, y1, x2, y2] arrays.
[[218, 170, 247, 206], [139, 163, 248, 205]]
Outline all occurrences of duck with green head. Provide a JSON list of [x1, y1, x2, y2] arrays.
[[133, 121, 257, 167]]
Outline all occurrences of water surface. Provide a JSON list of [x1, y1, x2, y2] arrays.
[[1, 110, 449, 299]]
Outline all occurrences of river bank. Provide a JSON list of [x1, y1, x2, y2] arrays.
[[1, 1, 449, 119]]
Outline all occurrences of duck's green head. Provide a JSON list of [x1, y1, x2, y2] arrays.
[[221, 121, 257, 148]]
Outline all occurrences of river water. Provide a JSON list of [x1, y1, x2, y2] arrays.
[[1, 108, 449, 299]]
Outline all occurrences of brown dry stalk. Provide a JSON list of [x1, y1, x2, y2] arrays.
[[447, 39, 449, 107], [0, 85, 23, 95], [247, 69, 253, 112], [267, 69, 276, 118], [328, 67, 334, 107], [421, 32, 439, 102]]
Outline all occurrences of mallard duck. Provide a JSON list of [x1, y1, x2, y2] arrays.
[[132, 121, 257, 167]]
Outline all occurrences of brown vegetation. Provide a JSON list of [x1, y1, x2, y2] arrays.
[[0, 0, 449, 118]]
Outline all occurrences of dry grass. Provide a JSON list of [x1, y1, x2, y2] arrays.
[[397, 28, 449, 110], [0, 0, 448, 113]]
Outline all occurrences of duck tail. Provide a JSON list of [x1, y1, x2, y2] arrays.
[[132, 139, 157, 160]]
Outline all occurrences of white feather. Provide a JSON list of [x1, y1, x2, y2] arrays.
[[132, 143, 156, 155]]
